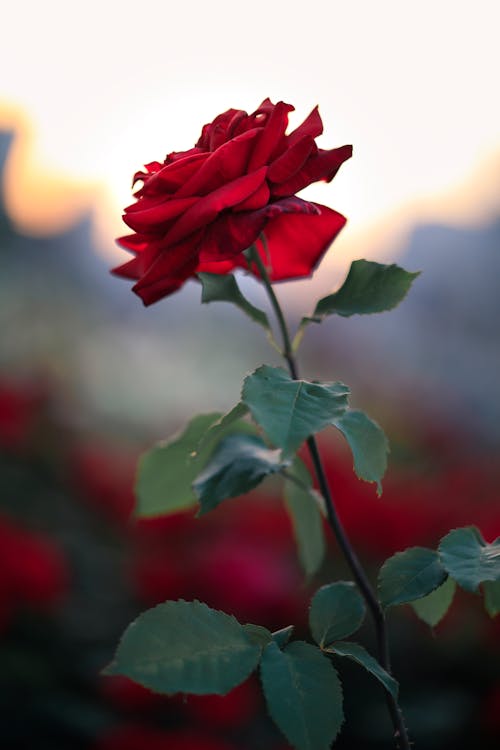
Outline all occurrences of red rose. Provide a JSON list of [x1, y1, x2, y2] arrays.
[[113, 98, 352, 305]]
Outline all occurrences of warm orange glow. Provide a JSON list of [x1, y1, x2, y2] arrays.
[[0, 106, 97, 235]]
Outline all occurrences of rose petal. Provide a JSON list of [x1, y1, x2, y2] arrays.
[[271, 144, 353, 197], [254, 98, 276, 116], [198, 196, 319, 262], [286, 105, 323, 146], [267, 135, 315, 184], [136, 152, 209, 196], [125, 192, 176, 214], [195, 257, 240, 275], [196, 108, 247, 151], [133, 259, 198, 305], [132, 232, 203, 305], [247, 101, 294, 171], [166, 147, 205, 162], [232, 180, 270, 212], [111, 257, 141, 281], [251, 203, 347, 280], [122, 197, 200, 233], [115, 234, 150, 254], [114, 239, 164, 277], [164, 167, 268, 246], [132, 161, 163, 187], [176, 129, 261, 197]]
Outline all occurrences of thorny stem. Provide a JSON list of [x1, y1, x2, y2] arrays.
[[248, 242, 411, 750]]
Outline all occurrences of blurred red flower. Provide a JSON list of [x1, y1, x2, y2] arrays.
[[95, 725, 238, 750], [70, 442, 137, 524], [0, 381, 45, 452], [132, 496, 304, 630], [183, 679, 260, 730], [0, 516, 67, 629], [307, 435, 500, 559], [100, 675, 166, 713], [113, 98, 351, 304]]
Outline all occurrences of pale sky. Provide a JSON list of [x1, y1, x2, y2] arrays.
[[1, 0, 499, 264]]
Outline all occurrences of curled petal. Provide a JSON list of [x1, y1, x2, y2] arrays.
[[114, 238, 164, 278], [133, 257, 199, 304], [271, 145, 353, 197], [166, 147, 204, 162], [132, 232, 203, 305], [112, 256, 141, 280], [254, 98, 276, 116], [195, 256, 240, 275], [250, 203, 347, 280], [196, 108, 247, 151], [232, 180, 270, 212], [267, 135, 315, 184], [176, 129, 261, 197], [132, 161, 163, 187], [115, 234, 150, 254], [135, 152, 209, 197], [286, 105, 323, 146], [164, 167, 268, 246], [247, 101, 294, 171], [199, 196, 320, 262], [123, 196, 199, 233]]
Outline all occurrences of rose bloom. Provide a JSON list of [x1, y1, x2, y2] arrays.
[[113, 98, 352, 305]]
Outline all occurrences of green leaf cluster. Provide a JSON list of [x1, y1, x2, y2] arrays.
[[135, 410, 255, 517], [241, 365, 389, 494], [308, 582, 398, 699], [134, 362, 390, 579], [110, 257, 495, 750], [377, 527, 500, 625], [106, 578, 402, 750], [193, 433, 287, 514]]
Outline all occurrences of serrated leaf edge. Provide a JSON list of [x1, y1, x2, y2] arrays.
[[378, 547, 447, 608]]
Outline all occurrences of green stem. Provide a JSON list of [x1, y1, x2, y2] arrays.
[[248, 242, 411, 750]]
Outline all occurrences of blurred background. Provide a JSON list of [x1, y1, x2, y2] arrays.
[[1, 1, 499, 748]]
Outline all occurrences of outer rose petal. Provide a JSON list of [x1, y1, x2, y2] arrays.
[[176, 129, 261, 197], [286, 105, 323, 145], [133, 258, 198, 305], [112, 256, 141, 280], [271, 144, 353, 197], [232, 180, 270, 212], [164, 167, 268, 246], [198, 196, 320, 262], [132, 161, 162, 186], [267, 135, 315, 184], [132, 232, 203, 305], [135, 152, 209, 197], [195, 257, 240, 275], [116, 234, 150, 253], [246, 202, 347, 280], [247, 101, 294, 170], [196, 108, 246, 151], [122, 196, 199, 233]]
